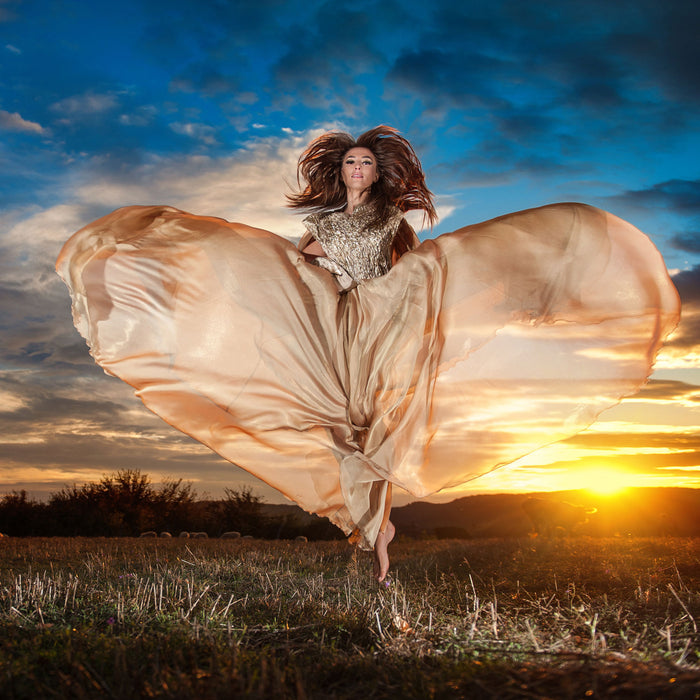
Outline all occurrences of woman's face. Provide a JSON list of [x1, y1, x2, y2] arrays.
[[341, 147, 378, 194]]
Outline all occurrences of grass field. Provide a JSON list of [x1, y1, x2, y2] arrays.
[[1, 536, 699, 698]]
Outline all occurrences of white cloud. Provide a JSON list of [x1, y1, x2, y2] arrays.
[[0, 127, 461, 302], [0, 389, 28, 412], [0, 109, 45, 134], [50, 92, 118, 115], [169, 121, 219, 145], [73, 131, 320, 237], [5, 44, 21, 54], [118, 105, 157, 126], [0, 130, 323, 307], [1, 203, 92, 291]]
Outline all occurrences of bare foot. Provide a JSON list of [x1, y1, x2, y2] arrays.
[[373, 520, 395, 582]]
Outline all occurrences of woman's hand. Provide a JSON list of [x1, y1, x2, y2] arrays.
[[314, 257, 357, 292]]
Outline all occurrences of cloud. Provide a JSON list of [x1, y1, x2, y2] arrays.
[[5, 43, 20, 54], [0, 131, 318, 429], [0, 109, 45, 134], [630, 379, 700, 404], [118, 105, 157, 127], [0, 130, 316, 362], [387, 48, 510, 114], [0, 366, 245, 499], [380, 0, 700, 175], [50, 92, 119, 116], [269, 4, 390, 118], [670, 232, 700, 254], [69, 130, 316, 234], [671, 266, 700, 305], [0, 131, 320, 496], [603, 181, 700, 261], [662, 266, 700, 356], [621, 1, 700, 104], [169, 122, 219, 146], [0, 1, 18, 23], [608, 179, 700, 216], [170, 66, 240, 96]]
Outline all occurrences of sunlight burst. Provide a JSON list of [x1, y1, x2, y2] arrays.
[[579, 466, 631, 496]]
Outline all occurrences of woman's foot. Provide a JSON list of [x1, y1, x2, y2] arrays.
[[373, 520, 395, 582]]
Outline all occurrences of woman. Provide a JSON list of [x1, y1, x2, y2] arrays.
[[287, 127, 438, 578], [56, 126, 680, 582]]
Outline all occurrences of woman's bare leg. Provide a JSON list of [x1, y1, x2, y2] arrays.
[[373, 483, 394, 582]]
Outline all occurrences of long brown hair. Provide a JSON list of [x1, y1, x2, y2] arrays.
[[287, 126, 437, 227]]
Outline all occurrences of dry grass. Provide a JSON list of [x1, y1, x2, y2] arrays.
[[1, 536, 699, 698]]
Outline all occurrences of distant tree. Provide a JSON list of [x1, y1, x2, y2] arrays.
[[289, 515, 344, 542], [214, 486, 268, 536], [0, 490, 47, 536], [97, 469, 157, 535], [152, 478, 198, 533], [49, 482, 106, 536], [47, 469, 198, 536]]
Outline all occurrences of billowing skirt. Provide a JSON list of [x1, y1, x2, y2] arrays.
[[56, 203, 680, 548]]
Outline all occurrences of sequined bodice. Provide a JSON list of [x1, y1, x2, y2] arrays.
[[303, 205, 404, 281]]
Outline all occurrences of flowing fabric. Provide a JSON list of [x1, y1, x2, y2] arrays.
[[56, 203, 680, 548]]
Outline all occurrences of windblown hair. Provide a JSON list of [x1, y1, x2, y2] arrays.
[[287, 126, 437, 228]]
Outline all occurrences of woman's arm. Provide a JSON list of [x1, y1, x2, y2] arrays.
[[298, 230, 326, 263], [302, 239, 325, 257], [299, 232, 355, 291]]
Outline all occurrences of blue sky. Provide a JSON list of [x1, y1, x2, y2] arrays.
[[1, 0, 699, 503]]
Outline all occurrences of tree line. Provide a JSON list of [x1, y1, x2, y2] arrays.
[[0, 469, 342, 540]]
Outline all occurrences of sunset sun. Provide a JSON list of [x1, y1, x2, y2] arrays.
[[580, 466, 631, 496]]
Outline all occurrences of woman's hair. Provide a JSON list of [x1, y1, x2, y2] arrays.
[[287, 125, 437, 227]]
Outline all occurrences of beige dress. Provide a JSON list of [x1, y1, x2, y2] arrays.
[[56, 202, 680, 549]]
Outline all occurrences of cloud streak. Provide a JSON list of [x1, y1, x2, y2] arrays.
[[0, 109, 45, 134]]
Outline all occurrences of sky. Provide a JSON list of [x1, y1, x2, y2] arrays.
[[1, 0, 699, 505]]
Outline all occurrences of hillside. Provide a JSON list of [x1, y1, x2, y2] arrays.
[[261, 487, 700, 539]]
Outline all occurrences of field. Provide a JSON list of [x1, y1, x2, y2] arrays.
[[1, 536, 699, 699]]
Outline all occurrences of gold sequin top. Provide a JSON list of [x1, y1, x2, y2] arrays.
[[303, 204, 405, 282]]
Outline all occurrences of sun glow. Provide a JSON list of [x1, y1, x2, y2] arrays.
[[579, 466, 632, 496]]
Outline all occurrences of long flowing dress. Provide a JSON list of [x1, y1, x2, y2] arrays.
[[56, 202, 680, 549]]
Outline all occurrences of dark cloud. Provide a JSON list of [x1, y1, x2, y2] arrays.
[[672, 266, 700, 304], [423, 0, 700, 107], [429, 136, 584, 191], [0, 0, 20, 23], [269, 4, 388, 117], [387, 49, 509, 112], [664, 266, 700, 352], [671, 232, 700, 254], [565, 426, 700, 451], [609, 179, 700, 216], [0, 365, 227, 480], [382, 0, 700, 172], [0, 367, 276, 501], [635, 379, 700, 402], [605, 181, 700, 261], [618, 1, 700, 104], [4, 0, 699, 181], [531, 451, 700, 477], [169, 67, 240, 96]]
